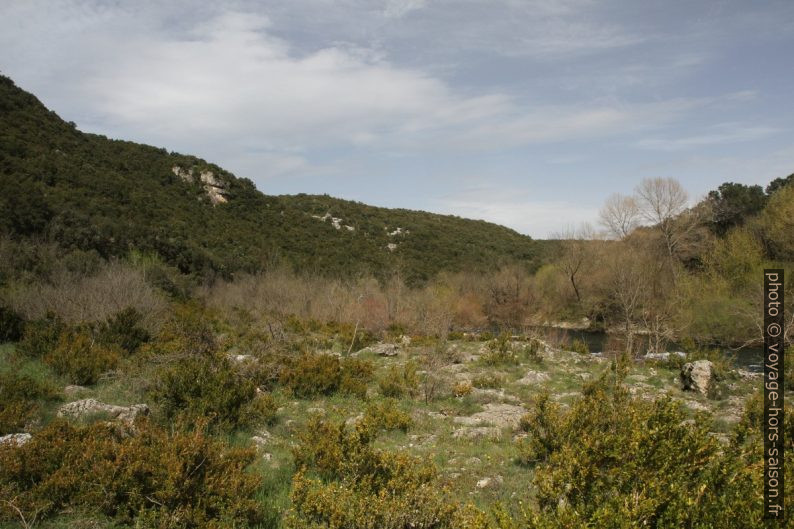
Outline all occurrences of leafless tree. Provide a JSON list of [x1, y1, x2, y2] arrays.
[[599, 193, 640, 239], [634, 178, 702, 276], [553, 224, 596, 303]]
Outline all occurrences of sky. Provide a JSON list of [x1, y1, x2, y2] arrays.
[[1, 0, 793, 237]]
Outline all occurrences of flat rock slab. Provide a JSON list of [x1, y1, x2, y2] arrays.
[[517, 370, 551, 385], [453, 403, 526, 429], [57, 399, 149, 424], [452, 426, 502, 441], [0, 433, 32, 446]]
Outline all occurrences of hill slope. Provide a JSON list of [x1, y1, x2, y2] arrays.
[[0, 76, 543, 284]]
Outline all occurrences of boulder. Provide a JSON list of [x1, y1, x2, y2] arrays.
[[680, 360, 715, 394], [0, 433, 32, 447], [63, 385, 89, 396], [452, 426, 502, 441], [517, 370, 550, 385], [57, 399, 149, 424], [370, 343, 399, 357]]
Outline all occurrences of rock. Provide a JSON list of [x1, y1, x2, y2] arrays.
[[644, 351, 686, 361], [228, 354, 253, 363], [684, 399, 710, 412], [476, 475, 503, 489], [400, 335, 412, 347], [307, 407, 326, 415], [681, 360, 715, 394], [262, 452, 273, 461], [471, 388, 520, 403], [452, 426, 502, 441], [345, 413, 364, 427], [370, 343, 399, 357], [517, 370, 550, 385], [64, 385, 89, 396], [57, 399, 149, 424], [454, 403, 526, 429], [251, 430, 273, 447], [0, 433, 31, 446]]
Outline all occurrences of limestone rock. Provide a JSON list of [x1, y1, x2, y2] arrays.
[[57, 399, 149, 424], [517, 370, 551, 385], [0, 433, 32, 447], [370, 343, 399, 357], [452, 426, 502, 441], [680, 360, 715, 394]]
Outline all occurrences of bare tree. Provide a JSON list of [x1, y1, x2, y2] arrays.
[[634, 178, 701, 276], [606, 244, 648, 356], [599, 193, 640, 239], [553, 224, 596, 303]]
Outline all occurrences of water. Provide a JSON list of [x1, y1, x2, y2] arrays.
[[545, 329, 764, 372]]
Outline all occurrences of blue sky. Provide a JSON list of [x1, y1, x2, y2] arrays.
[[2, 0, 793, 237]]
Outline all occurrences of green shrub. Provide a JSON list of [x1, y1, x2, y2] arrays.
[[17, 314, 64, 359], [288, 417, 468, 529], [0, 370, 58, 434], [44, 328, 120, 385], [0, 305, 24, 342], [472, 373, 504, 389], [96, 307, 150, 354], [280, 353, 342, 398], [515, 373, 768, 528], [0, 419, 264, 528], [151, 355, 265, 431], [362, 398, 412, 433], [481, 333, 519, 366], [569, 337, 589, 354], [377, 362, 418, 398], [339, 357, 374, 398]]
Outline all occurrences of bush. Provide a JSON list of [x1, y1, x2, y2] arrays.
[[377, 362, 418, 398], [472, 373, 504, 389], [151, 355, 265, 431], [515, 373, 768, 528], [280, 353, 342, 398], [481, 333, 519, 366], [96, 307, 150, 354], [453, 380, 473, 397], [568, 337, 589, 354], [0, 370, 58, 434], [362, 398, 412, 433], [340, 357, 374, 398], [0, 419, 264, 528], [17, 314, 64, 359], [287, 417, 469, 529], [44, 328, 120, 385], [0, 305, 24, 342]]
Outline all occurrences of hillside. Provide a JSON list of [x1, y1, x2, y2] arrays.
[[0, 76, 544, 285]]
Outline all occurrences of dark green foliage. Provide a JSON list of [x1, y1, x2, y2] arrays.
[[287, 418, 464, 528], [151, 355, 268, 431], [706, 182, 767, 235], [44, 328, 120, 385], [279, 353, 373, 398], [0, 370, 58, 434], [96, 307, 150, 354], [0, 75, 541, 285], [17, 314, 65, 359], [517, 373, 768, 528], [0, 305, 24, 341], [765, 172, 794, 195], [0, 419, 264, 528]]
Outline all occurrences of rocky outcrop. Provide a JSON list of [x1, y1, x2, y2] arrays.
[[172, 165, 229, 205], [369, 343, 399, 357], [57, 399, 149, 424], [680, 360, 715, 395], [452, 426, 502, 441], [517, 370, 551, 385], [0, 433, 32, 446], [453, 403, 526, 429]]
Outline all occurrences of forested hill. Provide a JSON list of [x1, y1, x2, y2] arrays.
[[0, 75, 542, 284]]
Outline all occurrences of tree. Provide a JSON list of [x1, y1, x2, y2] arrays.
[[706, 182, 766, 235], [634, 178, 701, 276], [599, 193, 640, 239], [553, 224, 595, 304]]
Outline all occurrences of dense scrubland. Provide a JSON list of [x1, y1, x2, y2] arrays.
[[1, 75, 793, 528]]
